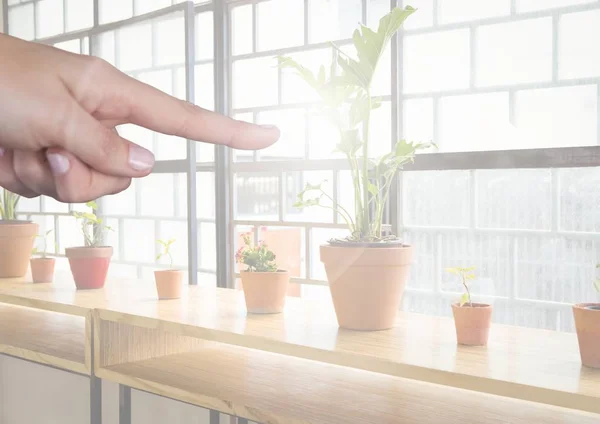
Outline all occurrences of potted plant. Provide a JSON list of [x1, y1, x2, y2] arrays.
[[277, 6, 433, 330], [0, 188, 38, 278], [66, 201, 113, 290], [572, 264, 600, 368], [30, 229, 57, 283], [446, 266, 492, 346], [154, 238, 183, 300], [236, 233, 289, 314]]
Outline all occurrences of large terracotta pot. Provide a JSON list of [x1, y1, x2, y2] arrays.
[[573, 303, 600, 368], [320, 244, 413, 331], [451, 303, 493, 346], [154, 270, 183, 299], [30, 257, 56, 283], [0, 220, 38, 278], [240, 270, 289, 314], [65, 246, 112, 290]]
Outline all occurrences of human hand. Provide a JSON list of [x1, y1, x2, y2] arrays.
[[0, 33, 280, 202]]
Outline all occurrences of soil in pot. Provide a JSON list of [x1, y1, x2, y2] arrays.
[[154, 270, 183, 299], [65, 246, 112, 290], [573, 303, 600, 368], [240, 270, 289, 314], [30, 257, 55, 283], [451, 303, 492, 346], [0, 221, 38, 278], [320, 243, 413, 331]]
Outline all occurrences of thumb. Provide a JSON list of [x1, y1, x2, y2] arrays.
[[52, 99, 155, 178]]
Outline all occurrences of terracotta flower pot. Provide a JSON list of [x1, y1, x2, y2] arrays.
[[451, 303, 493, 346], [65, 246, 112, 290], [240, 270, 289, 314], [320, 244, 413, 331], [573, 303, 600, 368], [154, 270, 183, 300], [30, 257, 56, 283], [0, 220, 38, 278]]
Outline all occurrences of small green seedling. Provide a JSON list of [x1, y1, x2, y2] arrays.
[[0, 189, 20, 220], [594, 264, 600, 293], [32, 229, 57, 258], [446, 266, 476, 307], [156, 239, 176, 269], [72, 201, 112, 247]]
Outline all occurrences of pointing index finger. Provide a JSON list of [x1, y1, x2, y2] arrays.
[[114, 71, 280, 150]]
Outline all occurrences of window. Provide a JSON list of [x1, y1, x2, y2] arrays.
[[4, 0, 600, 334]]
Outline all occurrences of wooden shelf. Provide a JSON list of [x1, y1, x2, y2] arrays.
[[95, 285, 600, 414], [97, 341, 600, 424], [0, 303, 87, 374]]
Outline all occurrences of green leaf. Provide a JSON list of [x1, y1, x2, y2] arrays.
[[367, 182, 378, 196], [459, 292, 470, 307], [45, 229, 53, 236], [335, 129, 362, 156], [594, 279, 600, 293], [86, 200, 98, 210], [317, 65, 326, 85], [157, 239, 167, 246], [277, 56, 320, 90]]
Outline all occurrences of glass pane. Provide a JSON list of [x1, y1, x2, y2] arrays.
[[94, 31, 116, 66], [134, 0, 171, 15], [438, 93, 510, 152], [9, 4, 35, 41], [280, 48, 332, 104], [439, 0, 510, 24], [403, 98, 433, 144], [232, 57, 278, 109], [476, 18, 552, 87], [66, 0, 93, 32], [402, 230, 436, 291], [196, 172, 216, 219], [58, 215, 82, 253], [158, 220, 188, 267], [194, 64, 215, 111], [559, 167, 600, 233], [477, 169, 552, 230], [118, 124, 154, 154], [307, 113, 341, 160], [117, 23, 153, 71], [403, 29, 470, 93], [401, 0, 433, 29], [122, 219, 155, 263], [231, 5, 253, 56], [16, 196, 40, 213], [234, 172, 279, 221], [102, 182, 137, 216], [308, 0, 362, 43], [195, 12, 214, 61], [139, 174, 177, 217], [36, 0, 64, 38], [199, 223, 216, 270], [403, 171, 471, 227], [514, 85, 597, 148], [367, 0, 389, 29], [517, 0, 594, 13], [257, 0, 304, 51], [99, 0, 133, 24], [256, 109, 306, 160], [54, 39, 80, 54], [154, 15, 185, 67], [367, 101, 392, 158], [559, 9, 600, 80]]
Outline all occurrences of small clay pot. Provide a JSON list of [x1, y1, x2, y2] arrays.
[[65, 246, 112, 290], [573, 303, 600, 368], [0, 220, 38, 278], [30, 257, 56, 283], [451, 302, 493, 346], [240, 270, 289, 314], [154, 269, 183, 300]]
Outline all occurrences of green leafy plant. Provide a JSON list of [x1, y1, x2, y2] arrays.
[[235, 233, 278, 272], [156, 239, 176, 269], [32, 229, 57, 258], [446, 266, 476, 307], [278, 6, 435, 243], [72, 201, 112, 247], [0, 189, 20, 220]]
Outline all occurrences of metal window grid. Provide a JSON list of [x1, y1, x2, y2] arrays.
[[2, 0, 600, 320]]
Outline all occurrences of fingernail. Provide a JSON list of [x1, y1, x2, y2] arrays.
[[47, 152, 70, 176], [129, 145, 155, 171]]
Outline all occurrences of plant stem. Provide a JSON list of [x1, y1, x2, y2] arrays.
[[318, 189, 355, 231], [462, 275, 472, 306], [361, 89, 372, 239]]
